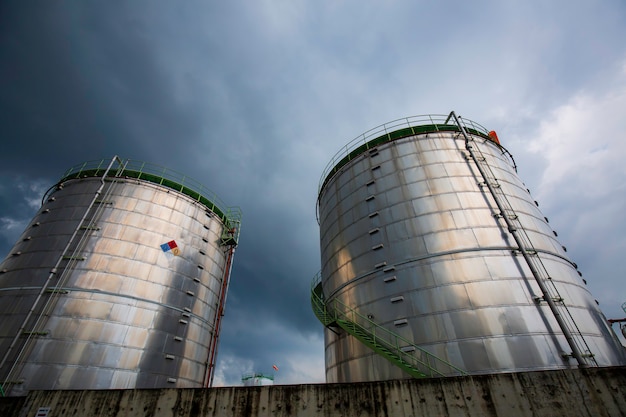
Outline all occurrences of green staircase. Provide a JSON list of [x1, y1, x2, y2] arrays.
[[311, 276, 467, 378]]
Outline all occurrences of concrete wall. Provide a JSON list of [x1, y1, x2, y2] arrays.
[[2, 367, 625, 417]]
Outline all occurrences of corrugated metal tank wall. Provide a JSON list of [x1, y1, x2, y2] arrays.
[[0, 157, 240, 395], [316, 116, 626, 383]]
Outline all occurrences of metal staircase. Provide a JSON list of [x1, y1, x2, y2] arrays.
[[445, 111, 597, 368], [311, 275, 468, 378]]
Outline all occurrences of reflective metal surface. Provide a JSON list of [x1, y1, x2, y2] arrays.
[[318, 127, 626, 383], [0, 168, 237, 395]]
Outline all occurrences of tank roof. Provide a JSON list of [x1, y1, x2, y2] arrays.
[[318, 115, 492, 196], [56, 158, 242, 232]]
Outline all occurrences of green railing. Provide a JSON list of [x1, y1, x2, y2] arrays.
[[318, 114, 491, 195], [53, 158, 242, 243], [311, 273, 468, 378]]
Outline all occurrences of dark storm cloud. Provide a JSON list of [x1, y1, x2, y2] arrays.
[[0, 2, 268, 176], [2, 4, 158, 166]]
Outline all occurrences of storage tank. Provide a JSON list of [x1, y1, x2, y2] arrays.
[[241, 372, 274, 386], [0, 156, 241, 395], [313, 113, 626, 383]]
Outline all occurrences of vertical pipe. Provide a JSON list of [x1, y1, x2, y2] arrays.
[[204, 233, 238, 388]]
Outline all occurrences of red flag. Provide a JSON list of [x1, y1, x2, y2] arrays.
[[272, 365, 279, 371]]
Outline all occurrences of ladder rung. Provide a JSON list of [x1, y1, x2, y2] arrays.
[[79, 225, 100, 230], [62, 255, 86, 261], [22, 331, 49, 336], [534, 296, 564, 303], [45, 289, 69, 294]]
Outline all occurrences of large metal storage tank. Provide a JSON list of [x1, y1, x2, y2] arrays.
[[0, 157, 241, 395], [313, 113, 626, 383]]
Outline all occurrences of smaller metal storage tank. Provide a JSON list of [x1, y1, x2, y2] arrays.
[[0, 157, 241, 395], [313, 113, 626, 383], [241, 373, 274, 386]]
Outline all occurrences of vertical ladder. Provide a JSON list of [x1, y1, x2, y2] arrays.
[[33, 156, 127, 319], [445, 112, 596, 368], [0, 156, 127, 394]]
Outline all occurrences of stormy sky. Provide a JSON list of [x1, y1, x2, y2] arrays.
[[1, 1, 625, 386]]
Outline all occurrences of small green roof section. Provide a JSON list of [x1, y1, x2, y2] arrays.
[[241, 372, 275, 382], [57, 158, 242, 241], [318, 114, 492, 196]]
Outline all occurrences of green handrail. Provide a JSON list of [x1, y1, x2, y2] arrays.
[[49, 158, 242, 244], [318, 114, 493, 195], [311, 274, 468, 378]]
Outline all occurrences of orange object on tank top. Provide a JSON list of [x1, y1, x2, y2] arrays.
[[488, 130, 500, 144]]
